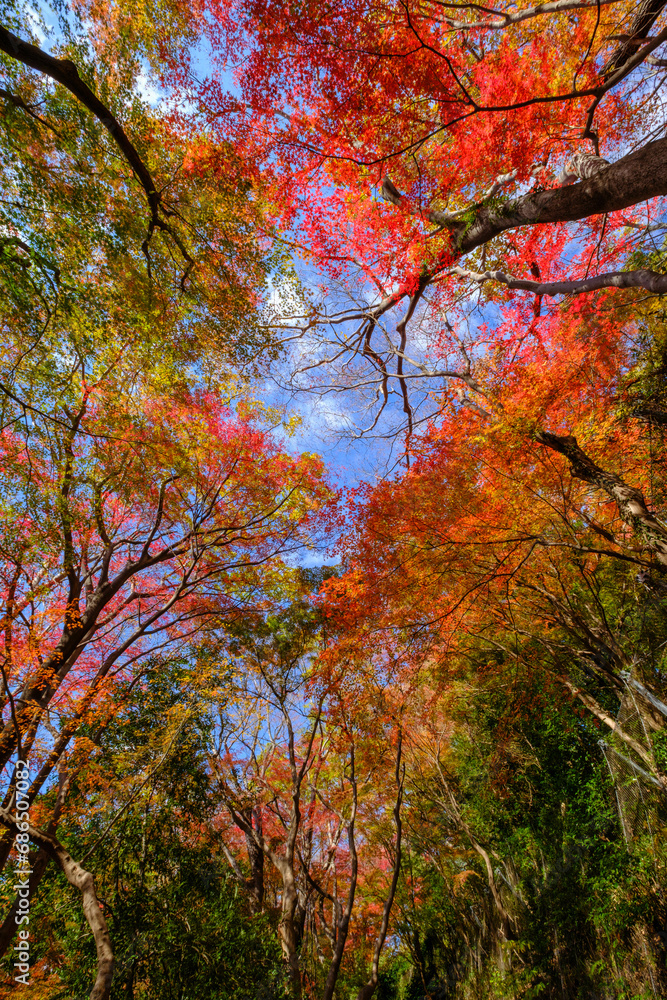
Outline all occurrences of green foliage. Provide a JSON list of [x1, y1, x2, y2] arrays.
[[9, 658, 283, 999], [47, 862, 281, 1000], [398, 618, 667, 1000], [0, 0, 291, 436]]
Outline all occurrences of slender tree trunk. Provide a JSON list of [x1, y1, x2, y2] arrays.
[[356, 734, 404, 1000], [558, 675, 667, 789], [279, 878, 302, 1000], [0, 846, 50, 957], [468, 836, 513, 941], [245, 825, 265, 912], [0, 675, 107, 879], [0, 806, 114, 1000], [436, 772, 514, 940], [322, 750, 359, 1000]]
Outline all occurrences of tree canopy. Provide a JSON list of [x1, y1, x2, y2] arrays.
[[1, 0, 667, 998]]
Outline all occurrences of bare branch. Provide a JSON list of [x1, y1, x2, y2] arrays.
[[435, 0, 621, 32]]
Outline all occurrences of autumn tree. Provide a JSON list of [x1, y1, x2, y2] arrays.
[[0, 4, 324, 997], [0, 654, 284, 998], [3, 1, 667, 998], [157, 0, 667, 562], [392, 646, 667, 999], [209, 588, 406, 1000]]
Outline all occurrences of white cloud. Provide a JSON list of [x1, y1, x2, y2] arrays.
[[136, 71, 164, 109], [26, 5, 49, 44]]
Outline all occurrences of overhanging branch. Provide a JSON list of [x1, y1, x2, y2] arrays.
[[0, 25, 194, 283], [536, 430, 667, 564], [451, 265, 667, 297]]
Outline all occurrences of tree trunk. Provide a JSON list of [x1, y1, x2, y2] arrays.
[[536, 431, 667, 564], [0, 846, 50, 958], [0, 807, 114, 1000], [355, 735, 404, 1000], [278, 879, 302, 1000]]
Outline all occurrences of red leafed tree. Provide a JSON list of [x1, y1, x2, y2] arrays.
[[102, 0, 664, 569], [210, 598, 406, 1000], [159, 0, 667, 628], [184, 0, 667, 350], [0, 384, 325, 770], [3, 3, 667, 995], [0, 364, 327, 992], [10, 0, 667, 544], [316, 296, 667, 784]]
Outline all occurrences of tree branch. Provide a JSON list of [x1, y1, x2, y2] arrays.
[[0, 25, 194, 282], [602, 0, 667, 77], [536, 430, 667, 563], [384, 136, 667, 269], [0, 26, 158, 217], [452, 265, 667, 297]]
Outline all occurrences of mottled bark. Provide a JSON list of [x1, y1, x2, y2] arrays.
[[454, 139, 667, 258], [0, 807, 114, 1000], [602, 0, 667, 76], [384, 137, 667, 275], [441, 0, 621, 32], [245, 809, 265, 912], [536, 431, 667, 564], [0, 770, 70, 958], [564, 152, 611, 180], [452, 265, 667, 297], [277, 867, 303, 1000], [0, 846, 50, 957]]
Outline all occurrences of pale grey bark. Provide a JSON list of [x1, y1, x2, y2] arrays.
[[453, 138, 667, 257], [219, 696, 325, 1000], [0, 769, 71, 957], [321, 755, 359, 1000], [439, 0, 622, 32], [0, 807, 114, 1000], [379, 136, 667, 319], [601, 0, 667, 77], [558, 151, 611, 183]]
